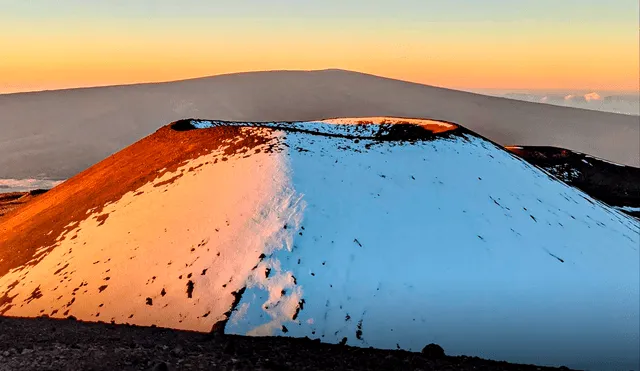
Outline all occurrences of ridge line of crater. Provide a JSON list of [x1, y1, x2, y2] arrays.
[[171, 118, 460, 141]]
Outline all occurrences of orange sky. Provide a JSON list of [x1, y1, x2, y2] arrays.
[[1, 3, 638, 94]]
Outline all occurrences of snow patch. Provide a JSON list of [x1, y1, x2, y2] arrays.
[[582, 154, 626, 167], [547, 165, 581, 182], [614, 206, 640, 213]]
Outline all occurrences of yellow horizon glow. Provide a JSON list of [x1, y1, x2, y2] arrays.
[[1, 19, 638, 94]]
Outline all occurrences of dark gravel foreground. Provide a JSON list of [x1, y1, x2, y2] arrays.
[[0, 316, 580, 371]]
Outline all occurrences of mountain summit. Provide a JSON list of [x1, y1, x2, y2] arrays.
[[0, 117, 638, 371]]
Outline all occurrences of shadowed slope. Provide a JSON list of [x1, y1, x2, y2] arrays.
[[0, 69, 638, 181]]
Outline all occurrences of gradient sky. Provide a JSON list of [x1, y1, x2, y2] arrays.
[[1, 0, 638, 93]]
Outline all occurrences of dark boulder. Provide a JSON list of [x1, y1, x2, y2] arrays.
[[421, 343, 445, 359]]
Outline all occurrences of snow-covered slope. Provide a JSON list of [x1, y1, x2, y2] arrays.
[[505, 146, 640, 218], [0, 118, 638, 371]]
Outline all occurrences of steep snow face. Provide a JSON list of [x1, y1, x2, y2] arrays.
[[222, 121, 639, 371], [0, 118, 638, 371]]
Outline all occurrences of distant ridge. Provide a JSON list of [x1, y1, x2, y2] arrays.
[[0, 69, 638, 181]]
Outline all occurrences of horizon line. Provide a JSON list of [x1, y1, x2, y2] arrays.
[[2, 68, 638, 96]]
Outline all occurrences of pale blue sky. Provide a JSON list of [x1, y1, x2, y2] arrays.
[[3, 0, 636, 22]]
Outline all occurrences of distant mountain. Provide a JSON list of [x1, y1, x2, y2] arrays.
[[1, 118, 637, 371], [0, 69, 638, 183]]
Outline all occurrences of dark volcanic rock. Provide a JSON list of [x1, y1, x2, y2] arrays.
[[150, 361, 169, 371], [422, 343, 446, 359], [0, 316, 580, 371]]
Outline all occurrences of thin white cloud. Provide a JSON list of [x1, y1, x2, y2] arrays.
[[0, 178, 64, 193], [584, 92, 602, 102]]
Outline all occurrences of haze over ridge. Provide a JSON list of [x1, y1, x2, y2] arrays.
[[0, 69, 638, 182]]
